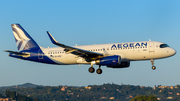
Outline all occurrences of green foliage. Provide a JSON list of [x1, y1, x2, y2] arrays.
[[5, 90, 39, 101], [1, 83, 180, 101], [0, 92, 2, 97], [5, 90, 16, 99], [130, 95, 157, 101]]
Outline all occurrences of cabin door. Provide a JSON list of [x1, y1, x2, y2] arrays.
[[149, 42, 154, 52]]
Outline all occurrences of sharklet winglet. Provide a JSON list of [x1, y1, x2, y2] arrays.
[[47, 31, 58, 44]]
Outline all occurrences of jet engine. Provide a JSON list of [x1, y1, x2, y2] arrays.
[[96, 55, 121, 66], [107, 61, 130, 68]]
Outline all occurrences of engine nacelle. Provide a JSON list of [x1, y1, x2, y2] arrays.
[[107, 61, 130, 68], [96, 55, 121, 66]]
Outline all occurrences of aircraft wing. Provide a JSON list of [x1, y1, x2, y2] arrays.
[[47, 31, 104, 61]]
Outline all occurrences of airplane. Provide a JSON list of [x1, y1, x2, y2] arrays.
[[5, 24, 176, 74]]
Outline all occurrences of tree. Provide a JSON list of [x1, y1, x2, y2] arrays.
[[5, 90, 16, 99], [0, 93, 2, 97], [130, 95, 157, 101]]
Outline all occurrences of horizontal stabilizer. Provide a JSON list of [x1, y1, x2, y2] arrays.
[[4, 50, 30, 57]]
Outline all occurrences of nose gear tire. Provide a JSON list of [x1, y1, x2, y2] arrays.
[[152, 66, 156, 70]]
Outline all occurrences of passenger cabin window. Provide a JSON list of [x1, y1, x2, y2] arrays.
[[160, 44, 169, 48]]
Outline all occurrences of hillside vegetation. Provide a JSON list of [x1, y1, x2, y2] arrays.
[[0, 83, 180, 101]]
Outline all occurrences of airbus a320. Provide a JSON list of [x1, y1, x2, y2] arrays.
[[5, 24, 176, 74]]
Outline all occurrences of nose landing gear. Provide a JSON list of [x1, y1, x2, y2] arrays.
[[151, 59, 156, 70], [152, 66, 156, 70]]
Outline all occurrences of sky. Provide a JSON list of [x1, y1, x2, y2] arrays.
[[1, 0, 180, 87]]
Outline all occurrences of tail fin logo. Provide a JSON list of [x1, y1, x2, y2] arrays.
[[12, 24, 30, 51]]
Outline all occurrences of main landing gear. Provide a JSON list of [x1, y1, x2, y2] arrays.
[[88, 61, 102, 74], [151, 59, 156, 70], [96, 65, 102, 74], [88, 67, 95, 73], [88, 66, 102, 74]]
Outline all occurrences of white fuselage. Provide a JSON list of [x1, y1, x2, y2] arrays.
[[8, 24, 177, 74], [40, 41, 176, 65]]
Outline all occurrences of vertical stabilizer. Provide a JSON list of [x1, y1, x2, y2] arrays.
[[11, 24, 39, 51]]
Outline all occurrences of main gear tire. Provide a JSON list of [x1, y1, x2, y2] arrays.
[[88, 67, 95, 73], [96, 69, 102, 74]]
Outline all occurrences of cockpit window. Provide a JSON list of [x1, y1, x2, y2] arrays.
[[160, 44, 170, 48]]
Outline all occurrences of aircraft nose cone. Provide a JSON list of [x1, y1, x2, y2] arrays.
[[171, 48, 176, 56]]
